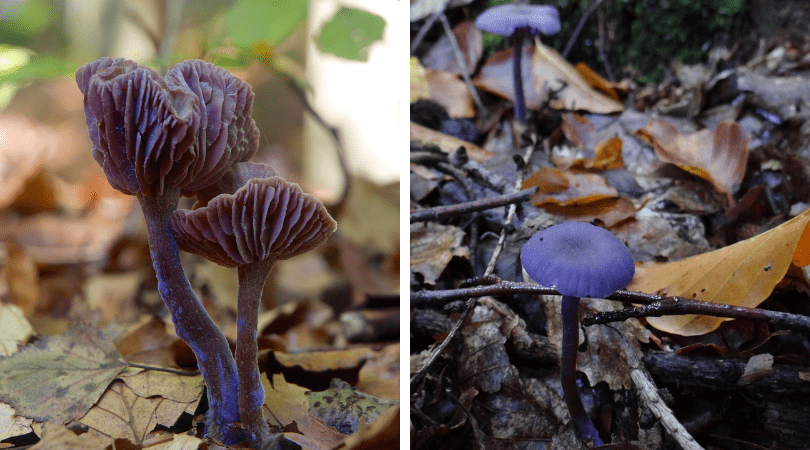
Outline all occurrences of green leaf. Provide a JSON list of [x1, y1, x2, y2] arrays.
[[226, 0, 307, 48], [314, 7, 386, 62]]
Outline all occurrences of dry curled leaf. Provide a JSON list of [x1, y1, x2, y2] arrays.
[[635, 119, 750, 195], [531, 40, 624, 114], [523, 167, 619, 207], [630, 208, 810, 336], [410, 222, 469, 285], [410, 122, 493, 161]]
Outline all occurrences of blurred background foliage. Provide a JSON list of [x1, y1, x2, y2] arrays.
[[472, 0, 751, 84]]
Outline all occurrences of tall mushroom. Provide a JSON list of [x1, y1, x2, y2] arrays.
[[521, 221, 635, 446], [475, 3, 560, 123], [76, 58, 258, 444], [172, 163, 337, 446]]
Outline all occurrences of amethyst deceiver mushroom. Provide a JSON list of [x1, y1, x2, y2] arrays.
[[172, 165, 337, 446], [475, 3, 560, 123], [76, 57, 258, 444], [521, 221, 635, 446]]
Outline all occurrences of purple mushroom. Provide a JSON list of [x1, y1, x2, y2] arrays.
[[76, 58, 259, 444], [521, 221, 635, 446], [172, 162, 337, 447], [475, 3, 560, 123]]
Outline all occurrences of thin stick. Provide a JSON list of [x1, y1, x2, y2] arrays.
[[437, 13, 488, 115], [410, 187, 538, 223], [611, 325, 705, 450], [410, 279, 810, 333], [561, 0, 607, 59]]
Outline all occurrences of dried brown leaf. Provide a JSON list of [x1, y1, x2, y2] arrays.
[[0, 303, 33, 357], [523, 168, 618, 207], [635, 119, 750, 195], [411, 122, 493, 160], [425, 69, 475, 118], [410, 222, 469, 285], [630, 208, 810, 335]]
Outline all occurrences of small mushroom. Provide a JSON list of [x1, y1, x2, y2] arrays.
[[76, 57, 260, 444], [172, 167, 337, 446], [475, 3, 560, 123], [521, 221, 635, 446]]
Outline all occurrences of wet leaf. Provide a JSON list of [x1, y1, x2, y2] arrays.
[[630, 209, 810, 335], [305, 378, 396, 435], [410, 222, 469, 285], [0, 323, 127, 424], [635, 119, 750, 195]]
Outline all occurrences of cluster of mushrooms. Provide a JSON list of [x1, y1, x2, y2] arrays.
[[76, 58, 336, 447]]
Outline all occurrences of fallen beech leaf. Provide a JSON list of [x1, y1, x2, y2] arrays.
[[263, 373, 346, 449], [305, 379, 396, 434], [0, 303, 33, 356], [425, 69, 474, 118], [0, 323, 127, 424], [149, 433, 203, 450], [336, 403, 399, 450], [422, 20, 482, 76], [473, 46, 546, 109], [541, 197, 637, 228], [0, 115, 58, 210], [575, 62, 623, 102], [5, 239, 38, 317], [531, 40, 624, 114], [28, 422, 106, 450], [410, 57, 430, 103], [410, 222, 469, 285], [411, 122, 493, 161], [117, 369, 204, 404], [12, 208, 131, 264], [523, 168, 618, 207], [558, 113, 624, 169], [635, 119, 750, 195], [630, 208, 810, 336], [0, 402, 32, 441], [357, 343, 399, 400], [76, 377, 199, 446]]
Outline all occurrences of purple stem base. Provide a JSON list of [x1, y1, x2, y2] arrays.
[[561, 295, 605, 446], [140, 193, 244, 445], [236, 260, 276, 447]]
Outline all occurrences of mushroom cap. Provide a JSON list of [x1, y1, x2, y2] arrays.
[[76, 58, 200, 196], [193, 161, 276, 207], [475, 3, 561, 37], [520, 222, 634, 298], [172, 177, 337, 267], [165, 60, 260, 196], [76, 58, 259, 198]]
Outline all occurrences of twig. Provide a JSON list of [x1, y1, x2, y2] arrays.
[[410, 279, 810, 333], [610, 325, 705, 450], [284, 79, 351, 219], [437, 13, 488, 116], [482, 138, 542, 277], [411, 7, 446, 54], [561, 0, 607, 59], [410, 187, 538, 223]]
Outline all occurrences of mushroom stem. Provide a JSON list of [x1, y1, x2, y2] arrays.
[[139, 193, 243, 445], [236, 259, 276, 446], [561, 295, 605, 446], [511, 30, 527, 123]]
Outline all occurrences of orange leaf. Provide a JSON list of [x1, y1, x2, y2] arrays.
[[629, 208, 810, 336], [635, 119, 749, 195], [575, 62, 622, 102], [523, 168, 617, 207]]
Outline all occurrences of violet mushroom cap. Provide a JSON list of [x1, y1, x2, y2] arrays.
[[75, 58, 259, 198], [475, 3, 561, 37], [520, 221, 634, 298], [171, 176, 337, 267]]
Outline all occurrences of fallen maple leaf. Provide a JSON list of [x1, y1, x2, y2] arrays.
[[629, 208, 810, 336]]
